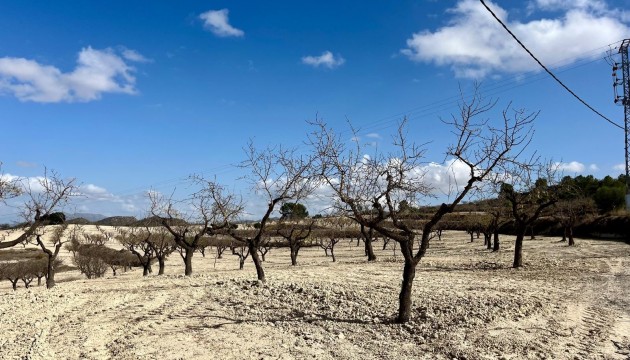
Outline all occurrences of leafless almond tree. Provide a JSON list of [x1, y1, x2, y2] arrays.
[[12, 170, 77, 288], [31, 224, 69, 288], [309, 91, 537, 323], [219, 141, 315, 282], [149, 178, 241, 276], [274, 219, 315, 266], [494, 161, 562, 267], [117, 227, 156, 276], [1, 169, 77, 251]]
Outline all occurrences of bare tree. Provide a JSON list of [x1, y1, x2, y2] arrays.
[[220, 142, 315, 282], [0, 261, 23, 290], [231, 244, 250, 270], [117, 227, 155, 276], [146, 227, 176, 275], [150, 178, 240, 276], [274, 219, 315, 266], [32, 224, 69, 288], [553, 189, 597, 246], [310, 91, 537, 323], [316, 215, 353, 262], [496, 162, 561, 267], [1, 169, 77, 251], [14, 170, 77, 288]]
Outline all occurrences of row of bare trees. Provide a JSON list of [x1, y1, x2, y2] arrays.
[[1, 89, 573, 323]]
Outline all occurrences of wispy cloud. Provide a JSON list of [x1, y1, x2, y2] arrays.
[[0, 46, 146, 103], [199, 9, 244, 38], [302, 51, 345, 69], [121, 48, 151, 63], [613, 163, 626, 172], [16, 161, 37, 168], [401, 0, 629, 78]]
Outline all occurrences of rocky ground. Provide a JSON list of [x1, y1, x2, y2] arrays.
[[0, 230, 629, 359]]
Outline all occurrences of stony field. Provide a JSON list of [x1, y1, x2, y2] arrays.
[[1, 228, 629, 359]]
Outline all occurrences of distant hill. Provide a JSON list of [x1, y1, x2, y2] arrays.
[[134, 216, 188, 227], [95, 216, 138, 227], [66, 213, 107, 222], [67, 218, 91, 225]]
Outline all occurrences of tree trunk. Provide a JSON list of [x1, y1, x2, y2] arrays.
[[396, 257, 417, 323], [249, 243, 265, 282], [184, 248, 193, 276], [485, 233, 492, 249], [290, 246, 298, 266], [239, 257, 245, 270], [568, 226, 575, 246], [331, 246, 336, 262], [158, 256, 166, 275], [365, 238, 376, 261], [143, 264, 150, 276], [530, 226, 535, 240], [493, 231, 500, 252], [561, 226, 567, 242], [37, 276, 42, 286], [11, 279, 18, 290], [469, 231, 474, 242], [46, 254, 56, 289], [513, 231, 525, 268]]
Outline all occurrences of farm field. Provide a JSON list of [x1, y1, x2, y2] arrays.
[[1, 228, 629, 360]]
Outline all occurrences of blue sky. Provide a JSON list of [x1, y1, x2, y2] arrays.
[[1, 0, 629, 220]]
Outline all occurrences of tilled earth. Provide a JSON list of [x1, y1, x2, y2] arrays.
[[1, 230, 629, 359]]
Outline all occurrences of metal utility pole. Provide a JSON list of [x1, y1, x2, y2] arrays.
[[612, 39, 630, 209]]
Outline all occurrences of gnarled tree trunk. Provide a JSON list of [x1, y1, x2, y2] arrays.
[[513, 231, 525, 268], [249, 243, 265, 282], [397, 242, 417, 323]]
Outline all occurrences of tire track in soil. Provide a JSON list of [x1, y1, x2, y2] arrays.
[[46, 288, 145, 359], [571, 305, 615, 359], [559, 256, 623, 359], [104, 279, 214, 359]]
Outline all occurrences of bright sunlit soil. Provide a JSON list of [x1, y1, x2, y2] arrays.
[[1, 227, 629, 359]]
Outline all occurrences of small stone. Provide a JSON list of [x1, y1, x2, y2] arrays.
[[337, 333, 345, 340]]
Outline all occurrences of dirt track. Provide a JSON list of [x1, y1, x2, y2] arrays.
[[1, 229, 629, 359]]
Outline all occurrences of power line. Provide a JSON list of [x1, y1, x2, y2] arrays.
[[350, 51, 616, 137], [478, 0, 624, 130], [344, 42, 621, 138]]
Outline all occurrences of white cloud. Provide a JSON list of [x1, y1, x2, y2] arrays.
[[554, 161, 586, 173], [401, 0, 629, 78], [419, 159, 475, 195], [588, 163, 599, 171], [0, 47, 145, 103], [302, 51, 345, 69], [365, 133, 381, 139], [613, 163, 626, 171], [80, 184, 109, 197], [199, 9, 244, 38]]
